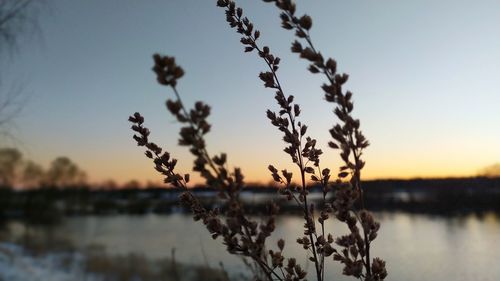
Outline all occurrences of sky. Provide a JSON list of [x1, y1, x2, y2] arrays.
[[3, 0, 500, 185]]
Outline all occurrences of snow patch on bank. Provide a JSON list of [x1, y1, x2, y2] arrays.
[[0, 242, 101, 281]]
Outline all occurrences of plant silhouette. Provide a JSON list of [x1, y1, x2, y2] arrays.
[[130, 1, 387, 280]]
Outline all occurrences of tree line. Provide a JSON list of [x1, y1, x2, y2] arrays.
[[0, 147, 87, 189]]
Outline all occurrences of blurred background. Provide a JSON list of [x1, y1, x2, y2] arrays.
[[0, 0, 499, 280]]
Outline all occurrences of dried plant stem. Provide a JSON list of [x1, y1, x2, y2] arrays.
[[263, 1, 387, 279], [131, 1, 388, 280], [299, 167, 322, 280], [218, 2, 324, 278], [259, 37, 322, 281], [302, 28, 373, 278], [171, 86, 222, 179]]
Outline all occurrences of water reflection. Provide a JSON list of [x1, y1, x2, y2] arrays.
[[2, 212, 500, 281]]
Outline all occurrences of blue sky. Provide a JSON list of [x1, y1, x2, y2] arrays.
[[5, 0, 500, 184]]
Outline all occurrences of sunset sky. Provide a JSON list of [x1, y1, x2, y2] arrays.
[[5, 0, 500, 185]]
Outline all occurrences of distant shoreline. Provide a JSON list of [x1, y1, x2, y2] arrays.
[[1, 177, 499, 223]]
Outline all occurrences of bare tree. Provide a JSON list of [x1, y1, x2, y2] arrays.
[[0, 0, 39, 53], [0, 0, 41, 142], [479, 163, 500, 178], [22, 159, 44, 188], [0, 147, 22, 187], [0, 83, 25, 140], [45, 157, 87, 188]]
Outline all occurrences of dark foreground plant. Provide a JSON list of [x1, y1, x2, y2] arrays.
[[129, 1, 387, 280]]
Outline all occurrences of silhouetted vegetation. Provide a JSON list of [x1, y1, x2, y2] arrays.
[[479, 163, 500, 178], [0, 0, 40, 53], [0, 147, 497, 224], [1, 177, 499, 223], [0, 147, 88, 223], [130, 1, 388, 278], [0, 0, 43, 141]]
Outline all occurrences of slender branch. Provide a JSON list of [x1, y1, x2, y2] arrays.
[[171, 86, 221, 178]]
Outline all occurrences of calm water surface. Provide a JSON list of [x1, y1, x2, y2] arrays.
[[6, 212, 500, 281]]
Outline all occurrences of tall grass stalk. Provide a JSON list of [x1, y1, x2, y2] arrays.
[[129, 1, 387, 280]]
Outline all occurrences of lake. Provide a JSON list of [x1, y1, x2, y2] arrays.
[[3, 212, 500, 281]]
